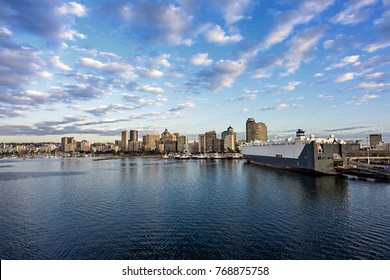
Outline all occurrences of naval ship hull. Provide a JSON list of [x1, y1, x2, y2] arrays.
[[242, 141, 347, 175]]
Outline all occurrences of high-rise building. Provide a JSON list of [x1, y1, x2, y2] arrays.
[[221, 126, 236, 152], [369, 134, 382, 148], [161, 129, 176, 143], [246, 118, 267, 142], [61, 137, 76, 152], [121, 130, 129, 150], [205, 131, 217, 152], [142, 133, 160, 150], [80, 140, 90, 152], [177, 135, 188, 153], [198, 134, 206, 153], [130, 130, 138, 142]]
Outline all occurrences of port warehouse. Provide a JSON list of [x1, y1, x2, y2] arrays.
[[347, 150, 390, 164]]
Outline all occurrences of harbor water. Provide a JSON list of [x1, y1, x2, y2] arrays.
[[0, 157, 389, 259]]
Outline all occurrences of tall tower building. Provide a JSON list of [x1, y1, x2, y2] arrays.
[[142, 133, 160, 150], [205, 131, 217, 152], [177, 135, 188, 153], [246, 118, 267, 142], [221, 126, 236, 152], [198, 134, 206, 153], [121, 130, 129, 150], [61, 137, 76, 152], [130, 130, 138, 142]]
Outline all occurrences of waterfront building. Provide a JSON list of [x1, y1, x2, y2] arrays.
[[128, 141, 143, 152], [192, 141, 199, 154], [61, 137, 76, 152], [177, 135, 188, 153], [198, 134, 206, 153], [370, 134, 382, 149], [94, 143, 107, 152], [221, 126, 236, 152], [142, 133, 160, 150], [121, 130, 129, 150], [38, 144, 57, 153], [16, 145, 26, 153], [164, 140, 177, 153], [161, 129, 176, 143], [246, 118, 267, 142], [205, 131, 217, 152], [130, 130, 138, 142], [80, 140, 90, 152], [224, 134, 236, 152]]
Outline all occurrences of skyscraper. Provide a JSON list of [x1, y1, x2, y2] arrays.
[[198, 134, 206, 153], [61, 137, 76, 152], [205, 131, 217, 152], [121, 130, 129, 150], [142, 133, 160, 150], [130, 130, 138, 142], [177, 135, 188, 153], [246, 118, 267, 142], [221, 126, 236, 152]]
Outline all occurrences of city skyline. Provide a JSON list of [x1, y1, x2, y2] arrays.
[[1, 0, 390, 143]]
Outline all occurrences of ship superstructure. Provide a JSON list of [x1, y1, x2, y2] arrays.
[[241, 129, 347, 175]]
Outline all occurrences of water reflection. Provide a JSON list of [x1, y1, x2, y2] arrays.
[[0, 158, 388, 259]]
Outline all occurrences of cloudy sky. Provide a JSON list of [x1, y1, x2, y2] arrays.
[[1, 0, 389, 143]]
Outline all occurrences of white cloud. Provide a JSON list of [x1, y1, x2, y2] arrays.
[[115, 2, 199, 45], [332, 0, 377, 25], [335, 72, 356, 82], [318, 94, 334, 100], [25, 90, 50, 99], [140, 85, 164, 94], [51, 56, 72, 71], [216, 0, 252, 25], [190, 53, 213, 66], [242, 108, 250, 113], [205, 25, 243, 45], [326, 55, 360, 70], [358, 82, 390, 88], [349, 94, 379, 105], [343, 55, 360, 63], [123, 94, 155, 106], [314, 73, 325, 77], [283, 26, 325, 75], [169, 102, 195, 112], [79, 58, 135, 78], [276, 103, 289, 111], [59, 29, 86, 41], [261, 0, 333, 49], [279, 81, 301, 91], [56, 2, 87, 17], [365, 72, 385, 79], [0, 27, 12, 37], [251, 69, 271, 79], [151, 54, 171, 67], [137, 67, 164, 78], [365, 41, 390, 52], [323, 39, 335, 49], [197, 59, 245, 91]]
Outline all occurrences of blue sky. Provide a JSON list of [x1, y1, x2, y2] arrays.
[[0, 0, 389, 143]]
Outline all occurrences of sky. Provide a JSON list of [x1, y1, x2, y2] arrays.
[[0, 0, 390, 143]]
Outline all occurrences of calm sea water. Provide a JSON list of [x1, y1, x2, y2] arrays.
[[0, 157, 389, 260]]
